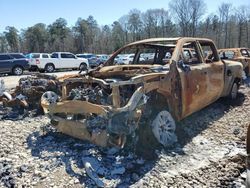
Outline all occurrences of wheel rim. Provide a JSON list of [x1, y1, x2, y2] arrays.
[[41, 91, 58, 104], [47, 65, 54, 72], [231, 83, 238, 99], [151, 110, 177, 147], [14, 67, 23, 75]]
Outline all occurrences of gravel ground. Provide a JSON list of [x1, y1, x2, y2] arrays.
[[0, 84, 249, 187]]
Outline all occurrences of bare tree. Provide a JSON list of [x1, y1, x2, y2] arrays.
[[142, 9, 172, 38], [190, 0, 206, 36], [118, 15, 129, 44], [169, 0, 205, 36], [236, 6, 249, 47], [218, 3, 232, 47], [127, 9, 143, 41]]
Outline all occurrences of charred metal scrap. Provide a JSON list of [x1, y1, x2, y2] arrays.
[[41, 71, 153, 148], [41, 37, 243, 150], [0, 74, 60, 119]]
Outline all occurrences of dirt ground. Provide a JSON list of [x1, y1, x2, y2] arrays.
[[0, 81, 249, 187]]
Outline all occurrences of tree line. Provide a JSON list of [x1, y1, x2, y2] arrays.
[[0, 0, 249, 54]]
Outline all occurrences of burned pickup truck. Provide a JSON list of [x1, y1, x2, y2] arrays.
[[41, 38, 243, 149], [218, 48, 250, 76]]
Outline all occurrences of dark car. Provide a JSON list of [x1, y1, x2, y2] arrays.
[[0, 53, 29, 75], [8, 53, 26, 59]]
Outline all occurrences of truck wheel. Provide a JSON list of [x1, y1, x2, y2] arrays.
[[79, 63, 87, 71], [135, 110, 177, 159], [45, 64, 55, 73], [151, 110, 177, 147], [12, 66, 24, 75], [229, 82, 239, 99]]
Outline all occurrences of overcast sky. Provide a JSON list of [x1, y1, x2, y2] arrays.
[[0, 0, 249, 32]]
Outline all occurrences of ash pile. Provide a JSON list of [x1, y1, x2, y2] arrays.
[[0, 74, 60, 120], [68, 85, 111, 105]]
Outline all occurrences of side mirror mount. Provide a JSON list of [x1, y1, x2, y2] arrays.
[[178, 60, 191, 73], [227, 69, 232, 76]]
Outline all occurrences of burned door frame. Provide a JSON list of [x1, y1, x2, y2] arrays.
[[172, 39, 224, 118], [197, 40, 225, 103], [176, 39, 209, 117]]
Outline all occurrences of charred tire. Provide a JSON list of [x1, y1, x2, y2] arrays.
[[135, 120, 160, 159], [38, 69, 45, 73], [79, 63, 87, 71], [229, 82, 239, 100], [45, 64, 55, 73], [135, 110, 177, 159], [245, 67, 249, 77], [12, 66, 24, 75], [41, 91, 58, 105]]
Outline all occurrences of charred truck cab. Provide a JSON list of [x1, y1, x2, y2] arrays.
[[41, 38, 243, 149]]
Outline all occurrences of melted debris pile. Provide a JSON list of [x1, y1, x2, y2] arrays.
[[68, 86, 111, 105], [0, 160, 16, 188], [0, 74, 60, 120]]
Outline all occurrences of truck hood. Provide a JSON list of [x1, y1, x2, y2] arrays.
[[88, 64, 170, 80], [223, 59, 243, 67], [223, 59, 243, 78]]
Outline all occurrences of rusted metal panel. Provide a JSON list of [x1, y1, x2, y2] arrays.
[[42, 100, 108, 116], [111, 86, 120, 108], [56, 119, 108, 147], [179, 62, 224, 117]]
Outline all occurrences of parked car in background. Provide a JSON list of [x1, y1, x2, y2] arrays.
[[8, 53, 26, 59], [27, 52, 89, 73], [116, 54, 145, 65], [0, 53, 29, 75], [96, 54, 109, 64], [76, 53, 100, 68], [76, 53, 102, 67], [25, 53, 51, 71], [218, 48, 250, 76]]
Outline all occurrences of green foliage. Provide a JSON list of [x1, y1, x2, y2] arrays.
[[4, 26, 19, 52], [23, 23, 47, 52]]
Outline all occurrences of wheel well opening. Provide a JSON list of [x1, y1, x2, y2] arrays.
[[143, 91, 170, 118], [234, 77, 241, 85], [12, 65, 23, 69], [46, 63, 55, 67]]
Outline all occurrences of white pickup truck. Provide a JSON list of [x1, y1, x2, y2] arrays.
[[28, 52, 89, 72]]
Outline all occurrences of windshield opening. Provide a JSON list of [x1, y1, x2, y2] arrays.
[[105, 41, 177, 66]]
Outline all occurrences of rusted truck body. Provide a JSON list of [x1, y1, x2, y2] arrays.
[[41, 38, 243, 148], [218, 48, 250, 76]]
